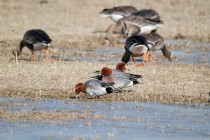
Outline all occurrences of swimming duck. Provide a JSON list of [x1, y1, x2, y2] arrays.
[[122, 35, 150, 66], [131, 9, 162, 23], [93, 67, 141, 90], [12, 29, 52, 61], [74, 79, 115, 97], [144, 32, 172, 61], [106, 15, 162, 37], [100, 6, 137, 22]]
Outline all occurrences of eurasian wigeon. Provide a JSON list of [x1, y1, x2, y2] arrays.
[[74, 79, 115, 98], [93, 67, 141, 90], [12, 29, 52, 61]]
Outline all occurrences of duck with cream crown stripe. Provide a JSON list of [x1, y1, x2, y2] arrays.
[[12, 29, 52, 61], [74, 79, 115, 98], [92, 67, 141, 90]]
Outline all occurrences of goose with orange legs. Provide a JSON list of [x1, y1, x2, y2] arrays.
[[144, 32, 172, 61], [122, 35, 150, 67], [12, 29, 52, 61], [74, 79, 115, 98]]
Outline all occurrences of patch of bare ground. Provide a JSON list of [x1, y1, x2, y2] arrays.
[[0, 61, 209, 105]]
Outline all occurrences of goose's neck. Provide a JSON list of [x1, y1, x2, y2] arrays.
[[16, 40, 25, 56]]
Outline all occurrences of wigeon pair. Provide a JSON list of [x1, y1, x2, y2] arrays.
[[74, 63, 141, 97], [12, 29, 52, 61], [92, 63, 142, 90]]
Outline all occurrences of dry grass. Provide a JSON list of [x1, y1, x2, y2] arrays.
[[0, 61, 209, 105], [0, 0, 210, 43]]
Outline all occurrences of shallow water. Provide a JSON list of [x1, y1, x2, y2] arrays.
[[0, 97, 210, 140], [54, 39, 210, 64]]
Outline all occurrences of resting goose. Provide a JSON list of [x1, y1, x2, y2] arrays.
[[100, 6, 137, 22], [12, 29, 52, 61]]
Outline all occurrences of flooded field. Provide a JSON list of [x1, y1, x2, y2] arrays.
[[0, 0, 210, 139], [51, 39, 210, 65], [0, 97, 210, 140]]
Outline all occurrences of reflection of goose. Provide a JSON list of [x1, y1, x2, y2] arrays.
[[12, 29, 52, 61], [106, 15, 162, 37], [74, 79, 115, 98], [132, 9, 162, 23], [100, 6, 137, 22], [144, 33, 172, 61]]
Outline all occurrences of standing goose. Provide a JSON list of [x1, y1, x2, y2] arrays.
[[100, 6, 137, 22], [144, 32, 172, 61], [12, 29, 52, 61], [122, 35, 150, 67], [131, 9, 163, 23], [106, 15, 162, 37], [74, 79, 115, 98]]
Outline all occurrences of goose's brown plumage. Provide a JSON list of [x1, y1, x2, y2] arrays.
[[131, 9, 163, 23], [144, 32, 172, 61], [106, 15, 162, 37]]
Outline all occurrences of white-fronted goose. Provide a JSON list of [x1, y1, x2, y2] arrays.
[[122, 35, 150, 66], [12, 29, 52, 61], [131, 9, 162, 23], [100, 6, 137, 22], [106, 15, 162, 37], [144, 32, 172, 61]]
